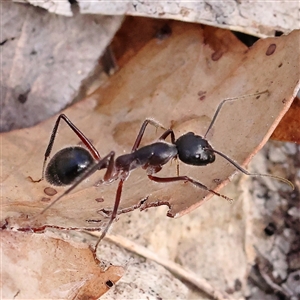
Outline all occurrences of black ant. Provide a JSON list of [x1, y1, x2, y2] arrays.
[[35, 90, 293, 255]]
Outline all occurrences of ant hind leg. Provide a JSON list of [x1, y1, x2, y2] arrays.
[[94, 178, 125, 254], [36, 114, 101, 182]]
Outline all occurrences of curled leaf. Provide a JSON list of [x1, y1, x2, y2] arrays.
[[1, 23, 299, 232]]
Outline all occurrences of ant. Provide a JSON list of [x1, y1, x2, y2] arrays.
[[35, 90, 293, 256]]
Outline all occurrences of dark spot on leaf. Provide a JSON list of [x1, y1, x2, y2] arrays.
[[44, 187, 57, 196], [266, 44, 276, 56], [198, 90, 206, 96], [30, 50, 37, 55], [211, 50, 223, 61], [282, 98, 286, 104], [41, 197, 51, 202], [106, 280, 114, 288], [264, 222, 276, 236], [86, 219, 102, 223], [155, 24, 172, 40], [278, 62, 283, 68], [294, 274, 300, 281], [95, 197, 104, 202], [198, 90, 206, 100]]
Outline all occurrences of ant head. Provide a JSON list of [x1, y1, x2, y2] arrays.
[[175, 132, 215, 166], [45, 146, 94, 186]]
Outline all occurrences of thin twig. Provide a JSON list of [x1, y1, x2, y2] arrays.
[[88, 232, 235, 300]]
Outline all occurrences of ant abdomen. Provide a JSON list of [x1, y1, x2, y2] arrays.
[[45, 146, 94, 186], [175, 132, 216, 166]]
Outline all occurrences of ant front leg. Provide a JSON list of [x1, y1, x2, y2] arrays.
[[148, 175, 233, 202], [131, 119, 167, 152], [38, 114, 101, 181]]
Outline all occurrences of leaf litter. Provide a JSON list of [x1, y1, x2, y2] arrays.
[[2, 23, 299, 231], [1, 21, 300, 299]]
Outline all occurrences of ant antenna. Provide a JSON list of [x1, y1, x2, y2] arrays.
[[204, 90, 269, 138], [209, 148, 294, 189]]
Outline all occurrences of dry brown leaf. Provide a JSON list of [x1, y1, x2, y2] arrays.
[[0, 230, 124, 299], [111, 17, 171, 68], [271, 97, 300, 143], [1, 23, 299, 235]]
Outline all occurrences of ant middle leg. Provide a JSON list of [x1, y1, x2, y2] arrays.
[[148, 174, 233, 202]]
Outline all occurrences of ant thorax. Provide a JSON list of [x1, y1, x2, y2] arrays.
[[115, 142, 178, 172]]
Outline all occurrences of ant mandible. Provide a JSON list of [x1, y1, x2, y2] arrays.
[[36, 90, 293, 253]]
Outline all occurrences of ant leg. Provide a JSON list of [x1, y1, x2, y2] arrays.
[[175, 158, 180, 176], [94, 148, 118, 186], [131, 119, 167, 152], [38, 114, 101, 181], [94, 178, 125, 249], [159, 129, 176, 144], [148, 175, 233, 202], [204, 90, 269, 138], [38, 151, 115, 215]]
